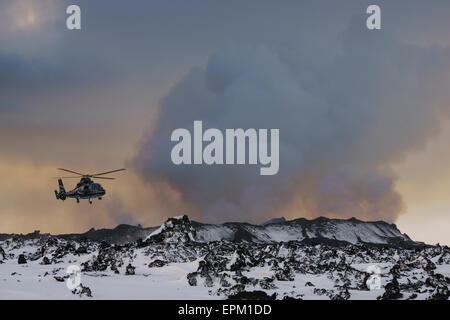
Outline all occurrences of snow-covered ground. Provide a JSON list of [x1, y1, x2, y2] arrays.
[[0, 258, 212, 299], [1, 216, 449, 300]]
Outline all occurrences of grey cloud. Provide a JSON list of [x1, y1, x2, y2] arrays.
[[134, 20, 450, 224]]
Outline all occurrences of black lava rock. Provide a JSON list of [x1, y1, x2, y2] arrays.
[[18, 254, 27, 264], [148, 259, 167, 268], [380, 277, 403, 300], [72, 284, 93, 298], [125, 263, 136, 275], [228, 290, 276, 300], [0, 246, 6, 260]]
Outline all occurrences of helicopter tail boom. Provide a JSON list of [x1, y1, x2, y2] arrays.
[[55, 178, 66, 200]]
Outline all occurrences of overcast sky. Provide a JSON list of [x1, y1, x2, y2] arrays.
[[1, 0, 450, 245]]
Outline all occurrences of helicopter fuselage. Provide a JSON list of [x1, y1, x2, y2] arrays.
[[55, 177, 105, 203], [54, 168, 124, 204]]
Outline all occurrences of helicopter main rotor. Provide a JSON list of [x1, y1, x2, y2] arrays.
[[57, 168, 126, 180]]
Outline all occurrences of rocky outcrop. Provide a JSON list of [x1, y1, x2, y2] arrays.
[[146, 215, 196, 244]]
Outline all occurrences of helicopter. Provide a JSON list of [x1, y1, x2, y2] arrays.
[[54, 168, 125, 204]]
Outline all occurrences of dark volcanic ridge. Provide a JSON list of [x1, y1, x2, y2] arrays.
[[0, 215, 419, 247]]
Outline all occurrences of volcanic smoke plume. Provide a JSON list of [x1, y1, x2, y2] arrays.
[[134, 21, 450, 224]]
